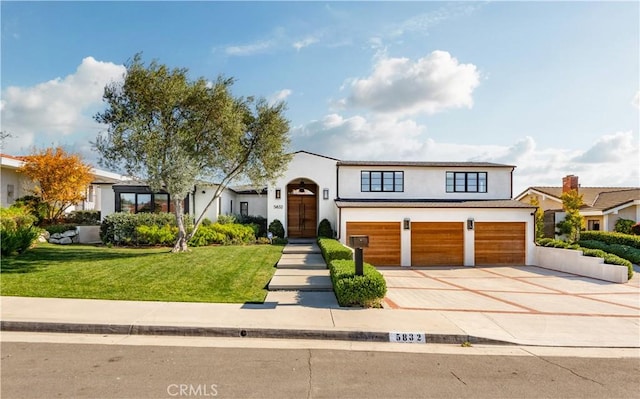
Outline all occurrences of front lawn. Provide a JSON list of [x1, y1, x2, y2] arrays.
[[0, 243, 283, 303]]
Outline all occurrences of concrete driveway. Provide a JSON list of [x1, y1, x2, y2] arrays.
[[379, 266, 640, 317]]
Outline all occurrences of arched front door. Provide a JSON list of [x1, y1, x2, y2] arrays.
[[287, 180, 318, 238]]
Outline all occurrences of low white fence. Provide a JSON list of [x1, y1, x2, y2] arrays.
[[535, 246, 629, 283]]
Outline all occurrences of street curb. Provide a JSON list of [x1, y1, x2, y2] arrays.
[[1, 321, 514, 346]]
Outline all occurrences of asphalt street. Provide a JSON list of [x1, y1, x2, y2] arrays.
[[2, 339, 639, 399]]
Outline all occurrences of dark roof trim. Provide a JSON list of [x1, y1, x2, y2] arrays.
[[335, 198, 535, 209], [292, 150, 341, 161], [337, 160, 515, 168]]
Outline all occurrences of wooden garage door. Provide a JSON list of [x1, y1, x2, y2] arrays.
[[411, 222, 464, 266], [475, 222, 526, 266], [346, 222, 401, 266]]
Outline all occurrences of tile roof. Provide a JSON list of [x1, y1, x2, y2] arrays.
[[526, 186, 638, 209]]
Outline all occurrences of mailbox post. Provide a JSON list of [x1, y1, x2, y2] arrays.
[[349, 235, 369, 276]]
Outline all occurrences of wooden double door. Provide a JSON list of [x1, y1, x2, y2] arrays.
[[287, 183, 318, 238]]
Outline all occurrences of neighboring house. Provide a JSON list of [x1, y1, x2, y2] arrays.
[[0, 153, 126, 213], [515, 175, 639, 236]]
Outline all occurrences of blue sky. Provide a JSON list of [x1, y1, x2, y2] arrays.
[[1, 1, 638, 194]]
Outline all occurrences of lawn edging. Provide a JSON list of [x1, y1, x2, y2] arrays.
[[535, 246, 629, 283]]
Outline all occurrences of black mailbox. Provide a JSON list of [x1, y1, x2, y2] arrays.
[[349, 235, 369, 248]]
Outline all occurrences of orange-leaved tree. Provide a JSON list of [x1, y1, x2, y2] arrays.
[[17, 147, 93, 222]]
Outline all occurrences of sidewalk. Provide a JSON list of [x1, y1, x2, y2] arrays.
[[2, 243, 639, 348]]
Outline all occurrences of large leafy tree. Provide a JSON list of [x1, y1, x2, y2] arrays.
[[95, 54, 291, 252], [17, 147, 93, 223]]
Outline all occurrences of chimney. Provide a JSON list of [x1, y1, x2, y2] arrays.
[[562, 175, 579, 194]]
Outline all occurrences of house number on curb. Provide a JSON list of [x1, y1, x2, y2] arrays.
[[389, 332, 426, 343]]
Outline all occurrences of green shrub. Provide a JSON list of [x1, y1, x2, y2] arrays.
[[268, 219, 285, 238], [136, 224, 178, 246], [66, 210, 101, 226], [100, 212, 193, 246], [216, 214, 236, 225], [188, 223, 256, 247], [43, 224, 77, 235], [318, 218, 334, 238], [1, 207, 40, 256], [580, 231, 640, 249], [614, 219, 635, 235], [12, 195, 48, 225], [329, 259, 387, 307], [317, 238, 353, 264], [237, 215, 267, 237]]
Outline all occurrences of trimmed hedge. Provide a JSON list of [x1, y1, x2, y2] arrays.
[[538, 238, 633, 279], [319, 238, 387, 307], [318, 218, 334, 238], [317, 237, 352, 264], [580, 231, 640, 249], [329, 259, 387, 307], [579, 240, 640, 265]]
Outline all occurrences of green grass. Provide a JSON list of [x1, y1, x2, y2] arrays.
[[0, 243, 283, 303]]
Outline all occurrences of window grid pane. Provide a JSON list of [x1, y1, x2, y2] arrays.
[[371, 172, 382, 191], [361, 172, 370, 192], [446, 172, 488, 193], [395, 172, 404, 192]]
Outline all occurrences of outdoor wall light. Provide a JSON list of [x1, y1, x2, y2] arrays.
[[275, 189, 281, 199], [467, 218, 474, 230], [323, 188, 329, 200], [403, 218, 410, 230]]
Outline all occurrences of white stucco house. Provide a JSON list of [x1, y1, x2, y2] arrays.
[[102, 150, 536, 267], [0, 153, 126, 213]]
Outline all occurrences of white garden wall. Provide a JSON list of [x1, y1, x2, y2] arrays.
[[534, 246, 628, 283]]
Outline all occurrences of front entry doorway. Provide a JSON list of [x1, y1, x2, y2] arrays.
[[287, 180, 318, 238]]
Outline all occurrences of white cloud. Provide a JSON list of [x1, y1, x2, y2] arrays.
[[292, 113, 639, 195], [0, 56, 125, 155], [293, 36, 319, 51], [268, 89, 293, 105], [225, 40, 275, 56], [389, 2, 485, 38], [342, 50, 480, 116]]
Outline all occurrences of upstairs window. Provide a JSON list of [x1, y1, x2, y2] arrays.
[[361, 171, 404, 192], [446, 172, 487, 193]]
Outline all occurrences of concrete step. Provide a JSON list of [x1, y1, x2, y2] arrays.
[[282, 244, 321, 255], [287, 238, 317, 245], [277, 254, 326, 269], [264, 291, 340, 308], [268, 273, 333, 291]]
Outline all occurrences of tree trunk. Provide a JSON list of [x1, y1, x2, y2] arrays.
[[172, 198, 189, 252]]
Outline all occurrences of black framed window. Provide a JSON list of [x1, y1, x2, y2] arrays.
[[114, 186, 187, 214], [361, 171, 404, 192], [446, 172, 487, 193], [240, 202, 249, 217]]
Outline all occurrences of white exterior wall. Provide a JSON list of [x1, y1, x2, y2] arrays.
[[0, 168, 29, 207], [338, 165, 513, 200], [99, 184, 115, 221], [268, 152, 338, 235], [236, 193, 268, 217], [338, 207, 535, 267]]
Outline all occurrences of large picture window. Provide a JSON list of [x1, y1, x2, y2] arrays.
[[117, 192, 174, 213], [446, 172, 487, 193], [361, 171, 404, 192]]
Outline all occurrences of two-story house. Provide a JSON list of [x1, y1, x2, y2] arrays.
[[268, 151, 536, 267], [99, 150, 537, 267]]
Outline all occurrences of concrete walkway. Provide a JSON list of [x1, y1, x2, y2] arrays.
[[266, 239, 339, 307]]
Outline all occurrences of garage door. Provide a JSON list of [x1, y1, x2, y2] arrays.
[[475, 222, 526, 266], [346, 222, 401, 266], [411, 222, 464, 266]]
